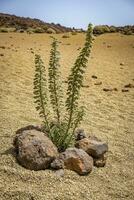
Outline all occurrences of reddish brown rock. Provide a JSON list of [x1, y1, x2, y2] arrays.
[[75, 138, 108, 158], [59, 148, 93, 175], [14, 129, 58, 170]]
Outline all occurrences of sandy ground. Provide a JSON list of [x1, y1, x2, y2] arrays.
[[0, 32, 134, 200]]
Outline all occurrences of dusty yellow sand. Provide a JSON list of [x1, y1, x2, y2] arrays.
[[0, 32, 134, 200]]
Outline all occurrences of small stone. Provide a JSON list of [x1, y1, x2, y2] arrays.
[[122, 89, 129, 92], [113, 88, 118, 91], [103, 88, 113, 92], [124, 83, 134, 88], [120, 62, 125, 66], [94, 154, 107, 167], [92, 75, 97, 79], [94, 82, 102, 85], [51, 158, 64, 169], [0, 54, 4, 56]]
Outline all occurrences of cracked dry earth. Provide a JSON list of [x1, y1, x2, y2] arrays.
[[0, 32, 134, 200]]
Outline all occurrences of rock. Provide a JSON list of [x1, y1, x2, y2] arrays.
[[50, 158, 64, 169], [94, 81, 102, 85], [75, 138, 108, 158], [124, 83, 134, 88], [120, 62, 125, 66], [113, 88, 118, 91], [75, 129, 87, 141], [94, 154, 107, 167], [0, 53, 4, 56], [14, 129, 58, 170], [92, 75, 97, 79], [107, 45, 111, 48], [59, 148, 93, 175], [122, 89, 129, 92], [103, 88, 113, 92]]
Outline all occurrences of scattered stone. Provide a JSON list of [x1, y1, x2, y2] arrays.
[[124, 83, 134, 88], [75, 138, 108, 158], [120, 62, 125, 66], [94, 154, 107, 167], [113, 88, 118, 91], [0, 46, 5, 49], [94, 81, 102, 85], [82, 84, 90, 88], [103, 88, 113, 92], [92, 75, 97, 79], [0, 54, 4, 56], [122, 89, 129, 92], [59, 148, 93, 175], [107, 45, 111, 48], [14, 129, 58, 170], [75, 129, 87, 141]]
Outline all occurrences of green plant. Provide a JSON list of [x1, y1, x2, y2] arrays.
[[33, 24, 93, 151]]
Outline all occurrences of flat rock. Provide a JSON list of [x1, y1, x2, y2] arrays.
[[59, 148, 93, 175], [14, 129, 58, 170], [75, 138, 108, 158]]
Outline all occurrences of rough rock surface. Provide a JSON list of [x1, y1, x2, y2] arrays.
[[75, 138, 108, 158], [50, 158, 64, 169], [14, 129, 58, 170], [59, 148, 93, 175]]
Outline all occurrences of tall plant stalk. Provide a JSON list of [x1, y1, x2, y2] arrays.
[[33, 54, 50, 131], [65, 24, 93, 137], [48, 38, 63, 124]]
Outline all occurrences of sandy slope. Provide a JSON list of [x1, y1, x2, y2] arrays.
[[0, 32, 134, 200]]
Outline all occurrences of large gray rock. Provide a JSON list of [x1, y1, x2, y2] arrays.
[[75, 138, 108, 158], [14, 129, 58, 170], [59, 148, 93, 175]]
